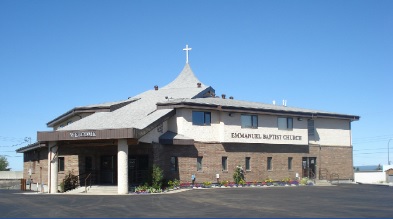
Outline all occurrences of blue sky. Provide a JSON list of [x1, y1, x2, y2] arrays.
[[0, 0, 392, 170]]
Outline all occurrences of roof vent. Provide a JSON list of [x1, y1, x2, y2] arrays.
[[222, 94, 226, 99], [197, 82, 201, 88], [229, 96, 234, 100], [154, 85, 158, 91]]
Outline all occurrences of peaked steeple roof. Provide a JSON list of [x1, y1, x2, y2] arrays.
[[162, 63, 206, 89]]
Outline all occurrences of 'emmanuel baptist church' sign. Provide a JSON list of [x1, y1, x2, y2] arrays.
[[231, 133, 302, 141]]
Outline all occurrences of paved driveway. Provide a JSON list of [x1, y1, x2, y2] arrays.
[[1, 184, 392, 218]]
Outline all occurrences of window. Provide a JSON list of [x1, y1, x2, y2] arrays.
[[192, 111, 211, 126], [278, 117, 293, 130], [267, 157, 272, 170], [170, 156, 178, 172], [29, 160, 36, 174], [222, 156, 227, 171], [197, 157, 203, 171], [85, 156, 93, 172], [308, 119, 315, 137], [58, 157, 65, 172], [288, 157, 293, 170], [241, 115, 258, 128], [245, 157, 251, 171]]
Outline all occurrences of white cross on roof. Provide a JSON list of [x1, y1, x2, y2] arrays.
[[183, 44, 192, 63]]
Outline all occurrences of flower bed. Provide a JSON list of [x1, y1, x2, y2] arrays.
[[133, 177, 314, 194]]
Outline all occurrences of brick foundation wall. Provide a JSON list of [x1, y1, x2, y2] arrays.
[[22, 142, 353, 187], [22, 147, 48, 186], [156, 143, 354, 184]]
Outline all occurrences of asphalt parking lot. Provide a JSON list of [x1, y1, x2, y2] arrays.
[[0, 184, 392, 218]]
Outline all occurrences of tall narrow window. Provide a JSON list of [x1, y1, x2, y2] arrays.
[[278, 117, 293, 130], [245, 157, 251, 171], [288, 157, 293, 170], [241, 115, 258, 128], [85, 156, 93, 172], [308, 119, 315, 137], [267, 157, 272, 170], [192, 111, 211, 126], [58, 157, 65, 172], [170, 156, 178, 172], [222, 156, 228, 171], [197, 157, 203, 171]]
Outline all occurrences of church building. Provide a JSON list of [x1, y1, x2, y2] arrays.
[[17, 45, 360, 194]]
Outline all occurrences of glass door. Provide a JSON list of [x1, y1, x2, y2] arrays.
[[302, 157, 316, 179]]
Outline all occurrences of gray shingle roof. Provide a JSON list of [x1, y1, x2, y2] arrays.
[[157, 98, 360, 120], [59, 64, 211, 131], [161, 64, 206, 89], [47, 98, 139, 127]]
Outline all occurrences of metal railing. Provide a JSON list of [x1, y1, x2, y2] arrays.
[[330, 173, 340, 184], [84, 173, 92, 193], [319, 168, 329, 180]]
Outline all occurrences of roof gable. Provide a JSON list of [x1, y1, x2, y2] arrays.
[[162, 63, 207, 89]]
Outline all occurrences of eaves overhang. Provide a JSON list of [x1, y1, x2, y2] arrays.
[[37, 128, 136, 142], [46, 98, 139, 127], [16, 142, 47, 153], [157, 101, 360, 121]]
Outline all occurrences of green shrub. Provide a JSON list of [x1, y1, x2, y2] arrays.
[[63, 171, 79, 192], [203, 181, 212, 187], [233, 165, 245, 185], [300, 177, 309, 185], [152, 164, 163, 189], [60, 181, 65, 193]]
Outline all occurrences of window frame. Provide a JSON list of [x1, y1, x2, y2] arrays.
[[308, 119, 315, 137], [222, 156, 228, 171], [241, 114, 258, 129], [197, 156, 203, 171], [192, 111, 211, 126], [267, 157, 272, 171], [170, 156, 178, 172], [278, 117, 293, 130], [58, 157, 65, 172], [288, 157, 293, 170], [245, 157, 251, 171]]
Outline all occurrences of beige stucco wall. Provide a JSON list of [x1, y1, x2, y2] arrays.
[[309, 118, 351, 146], [221, 113, 308, 145], [175, 109, 308, 145], [172, 109, 352, 147], [176, 109, 221, 142], [139, 120, 169, 143]]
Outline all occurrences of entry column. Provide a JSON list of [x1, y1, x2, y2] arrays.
[[48, 142, 58, 194], [117, 139, 129, 194]]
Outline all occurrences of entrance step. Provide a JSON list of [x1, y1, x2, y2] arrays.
[[65, 185, 118, 195], [315, 180, 334, 186]]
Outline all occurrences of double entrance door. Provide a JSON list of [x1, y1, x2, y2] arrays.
[[100, 155, 117, 184], [99, 155, 150, 185], [302, 157, 317, 179]]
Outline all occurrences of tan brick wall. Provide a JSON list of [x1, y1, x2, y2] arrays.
[[22, 142, 353, 186], [22, 147, 48, 185], [312, 145, 354, 180], [156, 143, 354, 184]]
